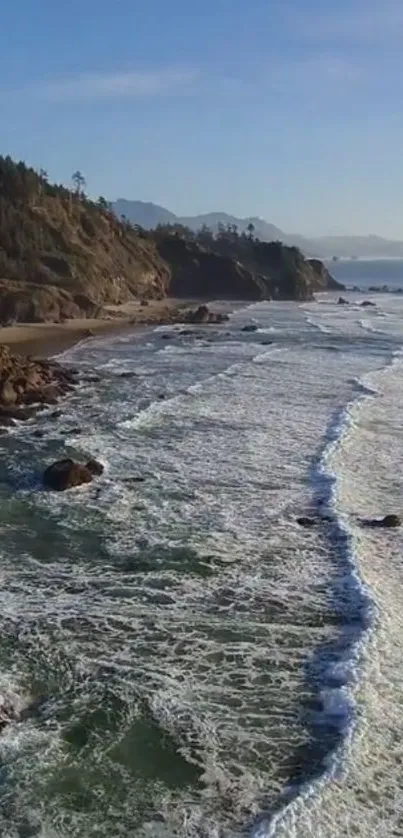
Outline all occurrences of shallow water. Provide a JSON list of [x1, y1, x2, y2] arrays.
[[0, 293, 402, 836]]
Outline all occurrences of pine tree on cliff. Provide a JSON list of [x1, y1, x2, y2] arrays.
[[71, 171, 86, 197]]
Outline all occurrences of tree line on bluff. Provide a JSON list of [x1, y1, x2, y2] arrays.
[[0, 155, 340, 311]]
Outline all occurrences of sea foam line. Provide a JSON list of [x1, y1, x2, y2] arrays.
[[250, 353, 398, 838]]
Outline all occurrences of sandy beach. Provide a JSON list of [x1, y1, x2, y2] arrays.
[[0, 299, 189, 358]]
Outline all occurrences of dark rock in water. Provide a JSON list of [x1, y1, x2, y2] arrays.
[[184, 305, 229, 325], [161, 334, 173, 340], [157, 393, 166, 400], [209, 311, 229, 324], [86, 459, 104, 477], [187, 305, 210, 324], [242, 324, 258, 332], [63, 427, 82, 435], [0, 405, 37, 422], [363, 514, 401, 529], [360, 300, 376, 307], [20, 695, 48, 722], [319, 514, 334, 524], [0, 701, 18, 732], [119, 371, 137, 378], [297, 516, 318, 528], [82, 374, 101, 383], [179, 329, 194, 336], [123, 476, 146, 485], [337, 297, 349, 305], [43, 458, 94, 491], [261, 340, 273, 346], [0, 415, 16, 428]]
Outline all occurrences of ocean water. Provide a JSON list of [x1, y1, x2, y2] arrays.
[[328, 258, 403, 290], [0, 289, 403, 836]]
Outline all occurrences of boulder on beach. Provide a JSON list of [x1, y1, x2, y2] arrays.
[[43, 458, 103, 491]]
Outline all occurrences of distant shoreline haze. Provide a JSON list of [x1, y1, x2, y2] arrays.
[[113, 199, 403, 260]]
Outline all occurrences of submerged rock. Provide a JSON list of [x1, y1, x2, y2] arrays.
[[43, 458, 97, 491], [187, 305, 210, 323], [184, 305, 229, 325], [0, 700, 18, 732], [363, 514, 401, 529], [86, 459, 104, 477], [123, 476, 146, 486], [297, 517, 318, 528]]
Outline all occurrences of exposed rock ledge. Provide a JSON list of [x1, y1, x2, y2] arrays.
[[0, 344, 77, 426]]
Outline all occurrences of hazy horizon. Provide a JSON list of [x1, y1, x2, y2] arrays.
[[1, 0, 402, 238], [112, 199, 403, 242]]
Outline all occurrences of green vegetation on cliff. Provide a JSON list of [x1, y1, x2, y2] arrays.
[[0, 156, 342, 323], [151, 222, 343, 300], [0, 156, 169, 323]]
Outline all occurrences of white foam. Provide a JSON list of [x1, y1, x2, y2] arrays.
[[4, 296, 403, 837]]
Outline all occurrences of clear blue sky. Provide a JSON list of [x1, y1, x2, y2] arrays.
[[1, 0, 402, 236]]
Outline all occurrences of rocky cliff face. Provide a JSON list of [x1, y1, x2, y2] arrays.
[[0, 156, 170, 323], [0, 157, 343, 323], [158, 237, 341, 301], [307, 259, 345, 292], [157, 238, 265, 299]]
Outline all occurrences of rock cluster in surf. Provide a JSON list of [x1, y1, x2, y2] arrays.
[[43, 458, 104, 491], [0, 344, 77, 427]]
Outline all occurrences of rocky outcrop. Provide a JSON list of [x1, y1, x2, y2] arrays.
[[297, 517, 318, 528], [0, 157, 347, 317], [0, 282, 99, 325], [307, 260, 345, 292], [158, 238, 343, 302], [43, 458, 104, 491], [338, 297, 349, 305], [158, 238, 264, 299], [184, 305, 229, 324], [363, 514, 401, 529], [0, 156, 170, 323], [0, 345, 76, 424]]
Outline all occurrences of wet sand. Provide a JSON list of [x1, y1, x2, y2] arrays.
[[0, 299, 189, 358]]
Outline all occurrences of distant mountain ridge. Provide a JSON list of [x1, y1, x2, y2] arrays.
[[113, 199, 403, 259]]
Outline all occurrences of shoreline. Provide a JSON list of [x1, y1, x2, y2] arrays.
[[0, 299, 191, 359]]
